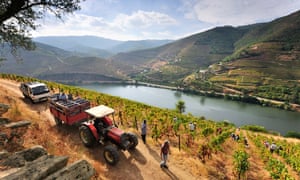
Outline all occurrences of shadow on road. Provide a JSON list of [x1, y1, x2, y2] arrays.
[[162, 168, 179, 180]]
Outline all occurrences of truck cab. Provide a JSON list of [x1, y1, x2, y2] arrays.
[[20, 82, 51, 103]]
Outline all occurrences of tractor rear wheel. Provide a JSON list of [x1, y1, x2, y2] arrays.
[[79, 125, 95, 147], [103, 145, 119, 166]]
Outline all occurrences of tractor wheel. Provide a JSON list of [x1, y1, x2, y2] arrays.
[[79, 125, 96, 147], [127, 133, 138, 150], [103, 145, 119, 166], [54, 117, 62, 126]]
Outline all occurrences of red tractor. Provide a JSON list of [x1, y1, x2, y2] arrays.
[[48, 94, 139, 165]]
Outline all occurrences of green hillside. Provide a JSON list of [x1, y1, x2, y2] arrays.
[[111, 26, 251, 85], [203, 11, 300, 104]]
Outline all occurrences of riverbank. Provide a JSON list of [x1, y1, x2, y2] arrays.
[[62, 79, 300, 113], [180, 87, 300, 113], [134, 81, 300, 112]]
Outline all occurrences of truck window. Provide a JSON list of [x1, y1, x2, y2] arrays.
[[31, 85, 50, 95]]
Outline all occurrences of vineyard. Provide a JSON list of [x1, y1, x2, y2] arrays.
[[247, 132, 300, 179], [1, 73, 300, 179]]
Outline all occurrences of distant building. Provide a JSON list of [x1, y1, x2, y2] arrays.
[[198, 69, 209, 80]]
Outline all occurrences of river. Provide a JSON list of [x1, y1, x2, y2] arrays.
[[78, 84, 300, 135]]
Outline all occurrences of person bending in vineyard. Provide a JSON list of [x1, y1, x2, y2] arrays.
[[160, 140, 171, 169], [270, 142, 277, 153]]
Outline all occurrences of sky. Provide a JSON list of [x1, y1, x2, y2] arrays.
[[32, 0, 300, 41]]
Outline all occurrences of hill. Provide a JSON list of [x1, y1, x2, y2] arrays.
[[0, 42, 76, 77], [205, 10, 300, 104], [110, 25, 252, 84], [1, 78, 300, 180], [34, 36, 172, 57], [34, 36, 120, 54], [0, 43, 127, 82]]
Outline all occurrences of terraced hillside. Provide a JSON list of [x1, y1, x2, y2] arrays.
[[1, 77, 299, 180]]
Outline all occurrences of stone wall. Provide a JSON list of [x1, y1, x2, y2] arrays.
[[0, 146, 95, 179]]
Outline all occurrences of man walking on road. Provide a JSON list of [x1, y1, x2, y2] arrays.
[[141, 119, 147, 144]]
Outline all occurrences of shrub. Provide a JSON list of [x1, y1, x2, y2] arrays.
[[241, 125, 268, 133], [284, 131, 300, 139]]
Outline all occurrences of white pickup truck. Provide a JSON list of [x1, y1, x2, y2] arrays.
[[20, 82, 51, 103]]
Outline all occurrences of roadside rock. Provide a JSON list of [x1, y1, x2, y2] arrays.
[[45, 159, 95, 180], [0, 146, 95, 180]]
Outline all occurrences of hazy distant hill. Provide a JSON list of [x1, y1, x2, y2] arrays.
[[33, 36, 173, 58], [108, 39, 173, 53], [34, 36, 120, 51], [0, 42, 125, 81]]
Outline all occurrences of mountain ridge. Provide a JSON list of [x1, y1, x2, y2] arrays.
[[33, 36, 173, 57]]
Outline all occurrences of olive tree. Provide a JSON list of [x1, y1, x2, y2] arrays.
[[176, 100, 185, 114], [0, 0, 83, 60]]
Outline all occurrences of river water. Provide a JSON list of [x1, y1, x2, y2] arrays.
[[78, 84, 300, 135]]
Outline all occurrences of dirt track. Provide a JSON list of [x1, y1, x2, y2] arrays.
[[0, 79, 199, 180]]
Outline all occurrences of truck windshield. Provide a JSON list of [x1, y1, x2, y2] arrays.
[[32, 86, 49, 95]]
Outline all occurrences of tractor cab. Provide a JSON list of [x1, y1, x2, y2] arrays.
[[85, 105, 115, 129], [85, 105, 115, 135], [94, 116, 113, 129]]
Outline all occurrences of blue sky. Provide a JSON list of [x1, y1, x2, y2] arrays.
[[32, 0, 300, 41]]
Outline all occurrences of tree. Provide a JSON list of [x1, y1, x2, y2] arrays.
[[0, 0, 83, 60], [176, 100, 185, 114]]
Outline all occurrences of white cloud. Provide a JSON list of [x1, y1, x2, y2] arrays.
[[33, 10, 177, 40], [31, 0, 300, 40], [112, 10, 177, 29], [187, 0, 300, 26]]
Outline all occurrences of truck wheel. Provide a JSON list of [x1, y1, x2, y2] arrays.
[[0, 133, 8, 146], [79, 125, 95, 147], [29, 98, 35, 104], [54, 117, 62, 126], [103, 145, 119, 166], [127, 133, 138, 150]]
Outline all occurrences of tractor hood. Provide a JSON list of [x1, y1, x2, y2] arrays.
[[85, 105, 115, 118]]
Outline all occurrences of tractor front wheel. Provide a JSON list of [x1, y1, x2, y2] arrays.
[[127, 133, 138, 150], [103, 145, 119, 166], [79, 125, 95, 147]]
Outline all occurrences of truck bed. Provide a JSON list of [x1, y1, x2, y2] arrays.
[[49, 94, 91, 125]]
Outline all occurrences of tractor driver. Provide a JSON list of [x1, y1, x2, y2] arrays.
[[94, 116, 113, 143], [94, 117, 106, 134], [94, 117, 106, 144]]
